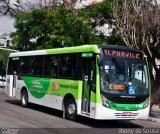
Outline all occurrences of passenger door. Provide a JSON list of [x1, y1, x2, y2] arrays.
[[80, 54, 96, 114], [6, 57, 19, 97]]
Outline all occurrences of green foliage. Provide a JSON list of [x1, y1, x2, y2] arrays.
[[106, 34, 125, 46], [78, 0, 112, 20], [11, 8, 50, 50], [11, 5, 107, 50], [78, 1, 125, 45], [0, 50, 10, 78]]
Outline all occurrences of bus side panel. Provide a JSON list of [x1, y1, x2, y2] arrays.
[[15, 78, 44, 105], [43, 79, 80, 111], [43, 95, 63, 110], [20, 76, 80, 111], [15, 78, 22, 100], [28, 93, 44, 105]]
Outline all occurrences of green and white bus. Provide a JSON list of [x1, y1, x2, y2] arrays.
[[5, 45, 150, 120]]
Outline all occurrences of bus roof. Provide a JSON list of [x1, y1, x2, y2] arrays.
[[99, 45, 143, 53], [9, 44, 144, 57], [9, 45, 99, 57]]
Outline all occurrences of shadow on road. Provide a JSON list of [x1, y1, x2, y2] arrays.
[[5, 99, 142, 128]]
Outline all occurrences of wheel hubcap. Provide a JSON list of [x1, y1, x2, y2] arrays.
[[68, 104, 75, 115], [22, 95, 26, 105]]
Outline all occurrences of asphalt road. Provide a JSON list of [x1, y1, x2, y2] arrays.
[[0, 87, 160, 134]]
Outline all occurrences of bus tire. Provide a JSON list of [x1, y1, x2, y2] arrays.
[[64, 98, 77, 121], [21, 90, 28, 107]]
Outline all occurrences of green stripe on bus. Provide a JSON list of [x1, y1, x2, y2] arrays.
[[46, 45, 99, 55], [23, 76, 81, 100]]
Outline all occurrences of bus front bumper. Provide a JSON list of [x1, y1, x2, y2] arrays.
[[94, 104, 150, 120]]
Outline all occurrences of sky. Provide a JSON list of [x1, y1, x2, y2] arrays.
[[0, 16, 15, 35], [0, 0, 18, 35], [0, 0, 39, 35]]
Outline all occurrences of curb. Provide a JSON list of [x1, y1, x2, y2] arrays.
[[148, 107, 160, 123], [147, 117, 160, 124], [152, 105, 160, 111], [152, 109, 160, 113]]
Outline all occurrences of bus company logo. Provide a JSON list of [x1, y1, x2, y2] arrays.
[[53, 82, 59, 90], [31, 80, 43, 89], [31, 80, 34, 88]]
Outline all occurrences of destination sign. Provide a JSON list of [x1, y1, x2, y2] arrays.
[[103, 49, 143, 59], [108, 84, 125, 91]]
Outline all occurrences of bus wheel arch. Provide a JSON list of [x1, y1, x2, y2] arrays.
[[63, 94, 77, 121], [21, 87, 28, 107]]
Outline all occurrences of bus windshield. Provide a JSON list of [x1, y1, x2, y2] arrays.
[[100, 58, 149, 95]]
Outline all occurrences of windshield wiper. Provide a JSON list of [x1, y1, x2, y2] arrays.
[[111, 58, 125, 73], [131, 61, 145, 67]]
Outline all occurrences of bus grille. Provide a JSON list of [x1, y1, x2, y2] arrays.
[[114, 112, 139, 118], [110, 98, 145, 104]]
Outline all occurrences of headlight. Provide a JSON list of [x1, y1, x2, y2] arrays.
[[101, 95, 110, 108], [143, 99, 149, 108]]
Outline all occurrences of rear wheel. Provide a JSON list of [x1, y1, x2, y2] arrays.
[[21, 90, 28, 107], [64, 98, 77, 121]]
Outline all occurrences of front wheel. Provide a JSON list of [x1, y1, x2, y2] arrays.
[[64, 99, 77, 121], [21, 90, 28, 107]]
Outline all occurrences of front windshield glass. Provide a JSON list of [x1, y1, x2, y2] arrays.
[[100, 58, 149, 95]]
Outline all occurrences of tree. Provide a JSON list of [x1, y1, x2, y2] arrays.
[[11, 5, 105, 50], [0, 50, 10, 78], [112, 0, 160, 105], [78, 1, 112, 36], [77, 1, 125, 45]]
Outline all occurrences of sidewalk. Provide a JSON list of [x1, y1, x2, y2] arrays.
[[151, 105, 160, 112], [148, 105, 160, 123]]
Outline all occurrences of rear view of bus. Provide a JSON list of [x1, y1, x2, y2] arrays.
[[97, 45, 150, 120]]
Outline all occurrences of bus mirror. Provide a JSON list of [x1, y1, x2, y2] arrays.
[[97, 55, 102, 66]]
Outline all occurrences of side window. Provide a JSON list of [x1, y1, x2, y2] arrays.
[[7, 58, 12, 75], [13, 60, 19, 75], [20, 57, 30, 75], [30, 56, 43, 76], [44, 55, 59, 77], [7, 57, 20, 75], [59, 54, 76, 78]]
